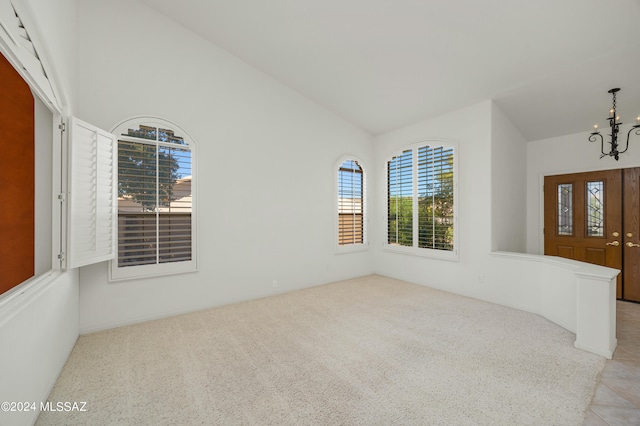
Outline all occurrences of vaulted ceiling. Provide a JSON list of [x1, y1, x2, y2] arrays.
[[141, 0, 640, 141]]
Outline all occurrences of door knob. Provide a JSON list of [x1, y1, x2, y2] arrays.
[[626, 242, 640, 248], [606, 241, 620, 246]]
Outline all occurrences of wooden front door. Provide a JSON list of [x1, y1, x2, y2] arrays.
[[622, 168, 640, 301], [544, 168, 640, 302]]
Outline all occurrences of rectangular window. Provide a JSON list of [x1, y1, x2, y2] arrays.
[[338, 160, 364, 245], [418, 146, 454, 250], [557, 183, 573, 236], [112, 121, 195, 280], [387, 149, 413, 246], [386, 142, 457, 259], [586, 181, 604, 237]]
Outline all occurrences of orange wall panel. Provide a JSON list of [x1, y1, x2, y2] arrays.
[[0, 52, 35, 294]]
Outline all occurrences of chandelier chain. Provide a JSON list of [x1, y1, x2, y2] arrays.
[[612, 91, 617, 116]]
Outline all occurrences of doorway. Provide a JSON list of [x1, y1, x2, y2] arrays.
[[544, 168, 640, 302], [544, 167, 640, 302]]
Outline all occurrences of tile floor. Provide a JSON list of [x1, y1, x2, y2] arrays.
[[584, 301, 640, 425]]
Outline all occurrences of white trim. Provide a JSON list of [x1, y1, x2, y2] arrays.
[[58, 115, 70, 270], [0, 270, 60, 324], [384, 243, 459, 260], [334, 154, 369, 253], [0, 12, 65, 293], [109, 116, 198, 282], [109, 259, 197, 282], [383, 139, 459, 261], [0, 0, 62, 113]]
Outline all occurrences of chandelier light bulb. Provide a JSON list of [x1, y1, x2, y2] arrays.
[[594, 124, 598, 131]]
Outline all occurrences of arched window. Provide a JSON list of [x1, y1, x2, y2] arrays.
[[337, 157, 367, 250], [386, 141, 457, 259], [110, 117, 196, 280]]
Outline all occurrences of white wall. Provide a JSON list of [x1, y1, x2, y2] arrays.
[[491, 102, 527, 252], [370, 100, 563, 313], [526, 125, 640, 254], [372, 101, 497, 301], [77, 0, 374, 333], [370, 101, 619, 357], [0, 271, 79, 426]]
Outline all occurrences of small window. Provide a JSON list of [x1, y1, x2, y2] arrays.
[[110, 117, 196, 281], [557, 183, 573, 236], [586, 181, 604, 237], [336, 156, 367, 251], [385, 141, 457, 259]]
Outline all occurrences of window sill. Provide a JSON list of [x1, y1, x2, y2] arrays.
[[109, 260, 197, 282], [335, 243, 369, 254], [383, 244, 458, 261]]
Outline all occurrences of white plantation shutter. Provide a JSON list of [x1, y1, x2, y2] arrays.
[[387, 149, 413, 246], [67, 117, 117, 269], [386, 142, 456, 257], [337, 160, 365, 245], [111, 119, 195, 280], [0, 0, 59, 111], [117, 141, 192, 267], [418, 145, 454, 250]]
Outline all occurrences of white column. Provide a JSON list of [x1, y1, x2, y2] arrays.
[[574, 268, 618, 359]]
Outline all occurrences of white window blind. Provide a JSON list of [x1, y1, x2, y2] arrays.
[[115, 124, 193, 271], [418, 146, 454, 250], [338, 159, 365, 246], [67, 117, 117, 269], [387, 149, 413, 246], [386, 143, 456, 255]]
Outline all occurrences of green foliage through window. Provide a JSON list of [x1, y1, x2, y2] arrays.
[[387, 150, 413, 246], [387, 144, 454, 251]]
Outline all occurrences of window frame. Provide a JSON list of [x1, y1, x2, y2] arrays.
[[383, 140, 458, 261], [0, 0, 65, 303], [109, 116, 197, 281], [335, 155, 368, 253]]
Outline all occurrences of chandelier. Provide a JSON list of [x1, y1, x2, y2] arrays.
[[589, 88, 640, 160]]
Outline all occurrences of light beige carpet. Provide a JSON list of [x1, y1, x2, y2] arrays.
[[37, 275, 605, 425]]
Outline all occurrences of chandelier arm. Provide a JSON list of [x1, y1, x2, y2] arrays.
[[619, 126, 640, 155], [588, 132, 606, 156]]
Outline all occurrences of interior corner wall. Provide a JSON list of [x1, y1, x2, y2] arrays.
[[371, 101, 496, 300], [490, 102, 526, 252], [526, 128, 640, 254], [76, 0, 374, 333]]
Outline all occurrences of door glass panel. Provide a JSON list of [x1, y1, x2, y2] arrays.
[[557, 183, 573, 235], [586, 181, 604, 237]]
